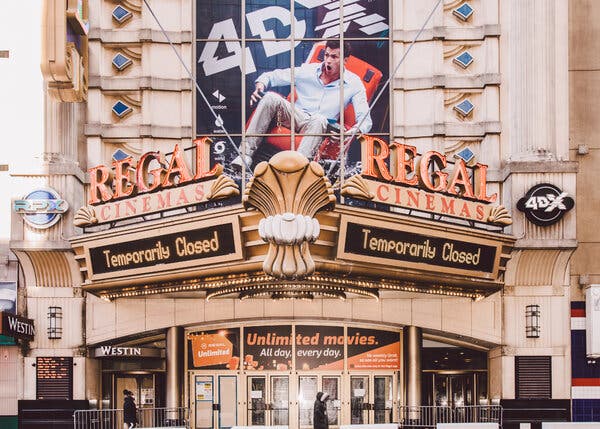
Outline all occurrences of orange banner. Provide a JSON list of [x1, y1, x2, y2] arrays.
[[191, 333, 235, 368], [347, 342, 400, 370]]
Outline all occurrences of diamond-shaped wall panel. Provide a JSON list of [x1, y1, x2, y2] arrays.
[[455, 147, 475, 163], [112, 100, 133, 118], [453, 3, 474, 22], [454, 99, 475, 117], [112, 5, 133, 24], [112, 53, 133, 71], [453, 51, 474, 69]]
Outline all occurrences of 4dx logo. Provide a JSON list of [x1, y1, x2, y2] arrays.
[[523, 192, 569, 212], [517, 183, 574, 226]]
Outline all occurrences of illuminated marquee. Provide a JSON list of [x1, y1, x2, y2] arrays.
[[341, 136, 512, 226], [74, 138, 239, 227], [87, 137, 219, 205]]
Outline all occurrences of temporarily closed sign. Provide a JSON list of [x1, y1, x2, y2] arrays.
[[89, 223, 237, 275], [344, 222, 496, 273]]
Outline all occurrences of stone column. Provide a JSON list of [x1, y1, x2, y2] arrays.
[[166, 326, 184, 412], [406, 326, 422, 410]]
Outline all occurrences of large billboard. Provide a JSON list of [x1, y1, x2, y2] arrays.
[[195, 0, 390, 180], [187, 325, 399, 371]]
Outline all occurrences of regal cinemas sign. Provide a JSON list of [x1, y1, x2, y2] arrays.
[[80, 136, 509, 227], [353, 136, 510, 225], [79, 137, 231, 225]]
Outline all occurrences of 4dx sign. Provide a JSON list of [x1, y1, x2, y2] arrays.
[[517, 183, 574, 226]]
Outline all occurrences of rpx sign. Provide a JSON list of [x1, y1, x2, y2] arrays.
[[13, 199, 67, 213], [517, 183, 574, 226], [13, 188, 69, 229]]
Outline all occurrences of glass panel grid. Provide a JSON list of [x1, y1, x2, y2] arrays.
[[195, 0, 391, 184]]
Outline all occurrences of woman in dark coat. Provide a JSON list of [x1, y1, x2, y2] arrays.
[[123, 389, 138, 429], [313, 391, 329, 429]]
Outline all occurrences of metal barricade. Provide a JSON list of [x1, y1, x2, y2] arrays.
[[453, 405, 502, 426], [73, 407, 189, 429], [398, 405, 452, 428], [398, 405, 502, 428]]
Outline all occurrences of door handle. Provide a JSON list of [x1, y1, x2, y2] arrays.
[[212, 403, 220, 411]]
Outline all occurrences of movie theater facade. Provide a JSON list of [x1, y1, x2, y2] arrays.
[[21, 0, 575, 428]]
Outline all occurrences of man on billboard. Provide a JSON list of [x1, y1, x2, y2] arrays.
[[232, 40, 372, 170]]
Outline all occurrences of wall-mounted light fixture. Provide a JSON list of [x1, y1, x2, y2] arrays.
[[525, 304, 540, 338], [47, 306, 63, 339]]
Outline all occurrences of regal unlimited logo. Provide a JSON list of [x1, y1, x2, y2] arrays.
[[517, 183, 574, 226], [13, 188, 69, 229]]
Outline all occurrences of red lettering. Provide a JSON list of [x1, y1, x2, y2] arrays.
[[425, 194, 435, 210], [125, 200, 136, 216], [406, 190, 420, 207], [447, 159, 474, 198], [476, 205, 485, 221], [88, 165, 113, 204], [162, 144, 193, 187], [113, 157, 135, 199], [377, 184, 390, 201], [441, 198, 455, 215], [395, 186, 402, 204], [100, 205, 111, 221], [473, 163, 497, 203], [176, 189, 189, 205], [194, 184, 205, 201], [157, 192, 172, 209], [361, 136, 392, 181], [142, 196, 151, 212], [459, 203, 472, 218], [417, 151, 448, 192], [390, 143, 418, 185], [137, 151, 165, 193], [193, 137, 221, 180]]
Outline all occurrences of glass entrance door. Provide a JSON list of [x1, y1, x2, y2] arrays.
[[298, 375, 341, 429], [115, 374, 156, 409], [433, 373, 475, 408], [247, 375, 289, 426], [350, 374, 395, 425], [190, 373, 238, 429]]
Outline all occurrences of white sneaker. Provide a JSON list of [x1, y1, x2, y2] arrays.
[[231, 155, 252, 171]]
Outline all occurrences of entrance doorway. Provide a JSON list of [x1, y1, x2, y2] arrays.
[[188, 371, 397, 428], [434, 373, 472, 407], [350, 374, 395, 425], [298, 374, 341, 428], [115, 374, 160, 409], [190, 372, 237, 429], [421, 342, 489, 408], [246, 374, 289, 426], [422, 371, 488, 409]]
